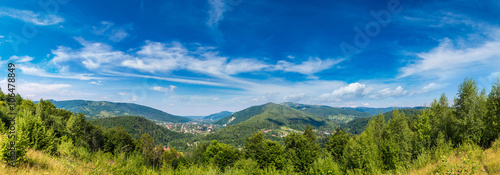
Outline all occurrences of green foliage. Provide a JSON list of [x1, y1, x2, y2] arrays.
[[453, 78, 485, 145], [204, 140, 241, 171], [308, 153, 342, 175], [381, 109, 413, 170], [483, 80, 500, 147], [244, 132, 285, 169], [103, 126, 136, 154], [90, 116, 188, 148], [18, 108, 58, 154], [325, 126, 350, 161], [139, 133, 156, 166], [284, 125, 320, 172]]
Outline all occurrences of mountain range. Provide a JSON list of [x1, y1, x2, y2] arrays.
[[49, 100, 191, 123], [203, 111, 233, 121]]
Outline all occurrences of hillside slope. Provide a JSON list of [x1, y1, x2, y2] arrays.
[[206, 103, 338, 146], [281, 102, 373, 122], [89, 116, 189, 146], [203, 111, 233, 121], [343, 108, 421, 134], [50, 100, 190, 123]]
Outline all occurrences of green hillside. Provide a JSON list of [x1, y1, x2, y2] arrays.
[[205, 103, 338, 146], [203, 111, 233, 121], [341, 106, 424, 115], [281, 102, 373, 122], [49, 100, 191, 123], [90, 116, 190, 147], [343, 108, 421, 134]]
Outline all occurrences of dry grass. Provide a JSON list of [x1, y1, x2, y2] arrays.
[[0, 149, 94, 175], [483, 147, 500, 174], [408, 144, 500, 175]]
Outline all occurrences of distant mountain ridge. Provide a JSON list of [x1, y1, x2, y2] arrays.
[[281, 102, 373, 122], [203, 111, 233, 121], [48, 100, 191, 123], [342, 106, 422, 115]]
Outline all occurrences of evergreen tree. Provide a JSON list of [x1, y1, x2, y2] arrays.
[[325, 126, 349, 161], [139, 133, 156, 166], [284, 125, 320, 172], [453, 78, 484, 145], [483, 80, 500, 147]]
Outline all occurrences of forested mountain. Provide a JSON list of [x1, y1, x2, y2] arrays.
[[203, 111, 233, 121], [205, 103, 338, 146], [89, 116, 189, 147], [341, 106, 424, 115], [342, 108, 421, 134], [49, 100, 191, 123], [281, 102, 373, 122]]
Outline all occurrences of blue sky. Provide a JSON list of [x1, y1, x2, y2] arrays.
[[0, 0, 499, 116]]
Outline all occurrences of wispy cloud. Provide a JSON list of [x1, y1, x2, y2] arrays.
[[399, 30, 500, 79], [0, 7, 64, 25], [207, 0, 226, 27], [318, 83, 408, 101], [101, 70, 227, 87], [93, 21, 130, 42], [0, 55, 34, 65], [52, 37, 133, 69], [151, 85, 177, 94], [19, 64, 101, 80], [275, 57, 344, 75]]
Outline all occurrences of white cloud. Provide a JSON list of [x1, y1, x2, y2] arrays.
[[93, 21, 130, 42], [400, 29, 500, 79], [319, 83, 408, 101], [319, 83, 373, 101], [7, 82, 92, 101], [283, 93, 308, 102], [151, 85, 177, 94], [225, 59, 269, 75], [0, 7, 64, 25], [411, 83, 443, 95], [52, 37, 133, 69], [89, 80, 103, 85], [275, 57, 343, 75], [9, 55, 34, 63], [207, 0, 227, 27], [371, 86, 408, 99], [19, 64, 100, 80]]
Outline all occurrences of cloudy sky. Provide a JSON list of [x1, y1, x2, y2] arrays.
[[0, 0, 499, 116]]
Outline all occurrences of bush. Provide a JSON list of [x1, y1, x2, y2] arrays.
[[308, 154, 342, 175]]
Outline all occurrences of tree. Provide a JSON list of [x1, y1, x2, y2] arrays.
[[139, 133, 156, 166], [103, 126, 135, 154], [244, 132, 285, 169], [204, 140, 240, 171], [284, 125, 320, 172], [381, 109, 413, 170], [430, 93, 453, 146], [325, 126, 350, 161], [416, 107, 432, 153], [453, 78, 484, 145], [483, 80, 500, 147]]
